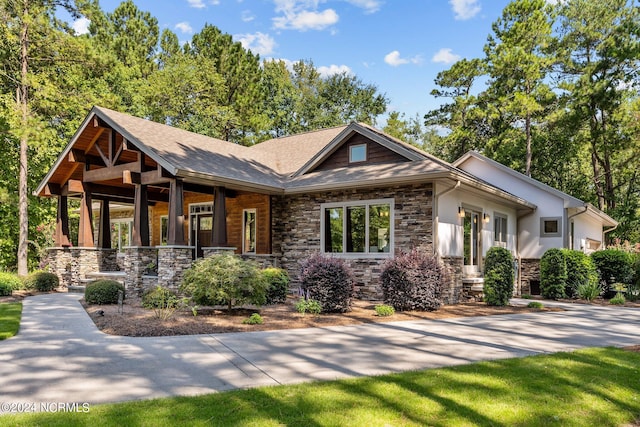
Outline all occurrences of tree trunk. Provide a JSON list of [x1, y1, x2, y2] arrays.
[[525, 113, 532, 177], [17, 0, 29, 276]]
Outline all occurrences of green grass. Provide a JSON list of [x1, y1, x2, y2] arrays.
[[0, 302, 22, 340], [5, 347, 640, 426]]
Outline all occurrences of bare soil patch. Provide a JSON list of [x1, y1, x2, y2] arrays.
[[83, 296, 564, 337]]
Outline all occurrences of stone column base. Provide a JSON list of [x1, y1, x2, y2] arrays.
[[123, 246, 158, 295], [157, 246, 194, 290], [202, 247, 237, 257]]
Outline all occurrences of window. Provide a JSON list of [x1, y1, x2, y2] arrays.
[[349, 144, 367, 163], [243, 209, 256, 253], [160, 216, 168, 245], [586, 239, 601, 251], [540, 217, 562, 237], [110, 219, 133, 252], [322, 199, 392, 255], [494, 214, 508, 246]]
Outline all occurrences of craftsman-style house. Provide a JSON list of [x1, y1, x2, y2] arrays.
[[36, 107, 616, 302]]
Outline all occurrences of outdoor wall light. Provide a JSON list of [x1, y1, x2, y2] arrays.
[[483, 213, 490, 223], [458, 206, 465, 218]]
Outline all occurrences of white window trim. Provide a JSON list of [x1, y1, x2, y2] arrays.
[[111, 218, 133, 252], [494, 212, 508, 247], [242, 209, 257, 254], [349, 143, 367, 163], [320, 198, 394, 258], [188, 202, 214, 247], [540, 216, 562, 238]]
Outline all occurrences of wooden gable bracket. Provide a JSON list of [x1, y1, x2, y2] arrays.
[[124, 165, 173, 186], [68, 149, 107, 167]]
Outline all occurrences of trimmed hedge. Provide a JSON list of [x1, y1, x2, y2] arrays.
[[591, 249, 634, 297], [84, 280, 125, 305], [562, 250, 598, 298], [483, 247, 514, 306], [22, 271, 59, 292], [299, 253, 354, 313], [540, 248, 567, 299], [263, 267, 290, 305], [0, 282, 12, 296], [380, 249, 446, 312], [0, 272, 23, 292]]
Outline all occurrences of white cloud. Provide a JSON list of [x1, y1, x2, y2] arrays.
[[241, 10, 255, 22], [317, 64, 352, 77], [449, 0, 480, 20], [345, 0, 382, 14], [235, 32, 277, 56], [273, 0, 339, 31], [432, 48, 460, 64], [72, 17, 90, 35], [187, 0, 206, 9], [175, 22, 193, 34], [384, 50, 422, 67]]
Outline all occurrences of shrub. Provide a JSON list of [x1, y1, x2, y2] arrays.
[[299, 253, 353, 313], [242, 313, 264, 325], [0, 272, 23, 292], [520, 294, 532, 299], [263, 267, 290, 305], [610, 292, 626, 305], [181, 254, 268, 311], [577, 280, 601, 301], [84, 280, 125, 305], [562, 250, 598, 298], [527, 301, 544, 309], [630, 253, 640, 301], [22, 271, 59, 292], [295, 299, 322, 315], [540, 249, 567, 299], [591, 250, 634, 297], [375, 304, 395, 317], [483, 247, 514, 306], [0, 282, 12, 296], [380, 248, 446, 312], [142, 286, 179, 309]]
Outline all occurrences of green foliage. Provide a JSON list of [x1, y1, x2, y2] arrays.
[[84, 280, 125, 305], [381, 249, 446, 311], [242, 313, 263, 325], [374, 304, 395, 317], [181, 254, 267, 311], [0, 272, 23, 291], [295, 299, 322, 315], [299, 253, 354, 313], [540, 249, 567, 299], [562, 250, 599, 298], [21, 271, 59, 292], [520, 294, 532, 299], [263, 267, 289, 305], [527, 301, 544, 309], [577, 281, 602, 301], [142, 286, 179, 309], [483, 247, 514, 306], [0, 282, 12, 296], [591, 250, 634, 296], [610, 292, 626, 305]]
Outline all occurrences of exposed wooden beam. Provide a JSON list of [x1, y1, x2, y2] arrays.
[[44, 183, 61, 196], [89, 183, 169, 203], [67, 179, 85, 194], [123, 170, 141, 185], [68, 149, 106, 166], [84, 127, 105, 155], [94, 142, 110, 167], [83, 161, 141, 183]]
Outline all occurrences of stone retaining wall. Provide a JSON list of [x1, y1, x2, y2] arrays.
[[46, 247, 119, 288]]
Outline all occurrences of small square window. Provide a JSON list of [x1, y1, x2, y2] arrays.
[[349, 144, 367, 163], [540, 217, 561, 237]]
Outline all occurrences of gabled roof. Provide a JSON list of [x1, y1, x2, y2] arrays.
[[454, 151, 617, 226]]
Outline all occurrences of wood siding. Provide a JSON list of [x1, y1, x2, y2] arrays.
[[312, 134, 409, 172]]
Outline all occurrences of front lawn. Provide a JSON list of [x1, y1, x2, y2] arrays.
[[5, 347, 640, 426], [0, 302, 22, 339]]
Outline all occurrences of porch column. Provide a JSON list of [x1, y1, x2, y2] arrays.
[[211, 186, 228, 246], [54, 195, 71, 247], [97, 200, 111, 249], [132, 184, 150, 246], [167, 178, 186, 245], [77, 183, 94, 247]]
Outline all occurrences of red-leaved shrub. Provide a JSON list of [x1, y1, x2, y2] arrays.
[[299, 253, 354, 313]]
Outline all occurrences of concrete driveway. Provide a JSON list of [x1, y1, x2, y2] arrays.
[[1, 293, 640, 410]]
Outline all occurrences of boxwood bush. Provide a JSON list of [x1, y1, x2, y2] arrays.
[[562, 249, 598, 298], [299, 253, 354, 313], [483, 247, 514, 306], [84, 280, 125, 305], [181, 254, 267, 311], [540, 248, 567, 299], [22, 271, 59, 292], [380, 249, 446, 311], [591, 249, 634, 297], [263, 267, 290, 305], [0, 272, 23, 292]]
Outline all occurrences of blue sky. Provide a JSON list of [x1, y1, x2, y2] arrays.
[[70, 0, 519, 124]]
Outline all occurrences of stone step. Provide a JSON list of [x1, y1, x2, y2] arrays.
[[84, 271, 126, 283], [67, 285, 86, 294]]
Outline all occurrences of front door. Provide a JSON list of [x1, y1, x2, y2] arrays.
[[463, 210, 481, 275]]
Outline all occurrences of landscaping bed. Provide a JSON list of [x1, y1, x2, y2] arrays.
[[82, 295, 563, 337]]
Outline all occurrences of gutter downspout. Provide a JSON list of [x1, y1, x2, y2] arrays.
[[567, 205, 588, 250], [433, 180, 461, 258], [603, 224, 618, 248]]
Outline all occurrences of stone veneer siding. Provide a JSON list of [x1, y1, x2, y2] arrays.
[[440, 256, 464, 304], [519, 258, 540, 296], [272, 184, 434, 300], [46, 247, 118, 288], [157, 246, 194, 290], [123, 247, 158, 295]]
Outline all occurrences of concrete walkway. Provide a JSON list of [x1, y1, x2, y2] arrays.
[[1, 293, 640, 409]]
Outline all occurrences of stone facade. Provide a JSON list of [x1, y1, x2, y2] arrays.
[[157, 246, 194, 290], [46, 247, 119, 288], [241, 254, 279, 269], [123, 247, 158, 295], [271, 184, 434, 300], [440, 256, 464, 304], [519, 258, 541, 296], [202, 247, 237, 257]]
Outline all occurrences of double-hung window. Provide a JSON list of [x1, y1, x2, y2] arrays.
[[321, 199, 393, 255], [494, 214, 508, 246]]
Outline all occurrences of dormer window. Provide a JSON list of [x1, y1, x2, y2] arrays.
[[349, 144, 367, 163]]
